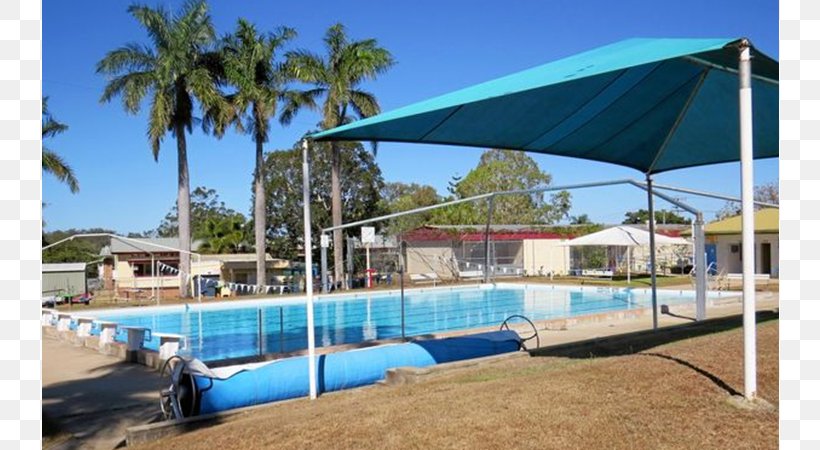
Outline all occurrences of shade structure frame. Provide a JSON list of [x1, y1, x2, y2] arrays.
[[304, 37, 772, 403]]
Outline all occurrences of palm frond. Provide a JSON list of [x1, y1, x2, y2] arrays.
[[127, 3, 172, 50], [42, 148, 79, 193], [96, 43, 157, 75], [278, 88, 323, 125], [284, 49, 328, 83]]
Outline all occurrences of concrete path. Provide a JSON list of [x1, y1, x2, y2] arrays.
[[42, 336, 161, 449], [531, 293, 780, 349]]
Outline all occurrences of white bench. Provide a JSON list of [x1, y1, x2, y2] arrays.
[[459, 270, 484, 281], [725, 273, 771, 288], [581, 269, 614, 278], [410, 273, 440, 286]]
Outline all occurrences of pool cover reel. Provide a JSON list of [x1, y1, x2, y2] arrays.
[[162, 329, 524, 418]]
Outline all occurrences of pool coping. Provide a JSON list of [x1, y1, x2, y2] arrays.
[[83, 281, 730, 318], [41, 289, 745, 371]]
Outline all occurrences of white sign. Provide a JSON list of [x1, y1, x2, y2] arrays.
[[320, 234, 330, 248], [361, 226, 376, 244]]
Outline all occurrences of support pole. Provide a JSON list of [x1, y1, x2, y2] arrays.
[[694, 213, 707, 321], [646, 175, 658, 330], [738, 40, 756, 400], [627, 248, 631, 284], [151, 254, 155, 302], [346, 236, 354, 289], [483, 196, 495, 283], [320, 235, 329, 293], [400, 240, 406, 340], [301, 139, 317, 400]]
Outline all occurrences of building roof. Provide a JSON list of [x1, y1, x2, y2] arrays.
[[199, 253, 288, 264], [108, 237, 203, 254], [682, 208, 779, 236], [43, 263, 87, 273], [403, 226, 572, 242]]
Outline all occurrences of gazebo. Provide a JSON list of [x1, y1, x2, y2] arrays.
[[566, 225, 689, 282], [299, 37, 778, 401]]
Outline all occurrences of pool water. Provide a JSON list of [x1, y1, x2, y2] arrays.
[[91, 284, 707, 362]]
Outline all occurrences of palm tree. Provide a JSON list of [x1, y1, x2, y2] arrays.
[[284, 23, 394, 286], [97, 1, 225, 297], [197, 214, 248, 254], [218, 19, 296, 287], [42, 97, 79, 193]]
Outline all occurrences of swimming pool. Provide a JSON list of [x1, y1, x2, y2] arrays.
[[90, 284, 722, 362]]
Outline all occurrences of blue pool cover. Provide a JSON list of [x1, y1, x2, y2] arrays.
[[188, 330, 521, 415]]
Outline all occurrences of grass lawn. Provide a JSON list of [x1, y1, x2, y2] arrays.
[[134, 315, 778, 450]]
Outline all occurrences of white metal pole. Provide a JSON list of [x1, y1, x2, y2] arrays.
[[366, 244, 371, 287], [694, 214, 707, 320], [197, 255, 202, 303], [320, 235, 329, 293], [302, 139, 318, 400], [739, 40, 757, 400], [151, 254, 155, 302], [646, 175, 658, 330], [627, 248, 631, 284]]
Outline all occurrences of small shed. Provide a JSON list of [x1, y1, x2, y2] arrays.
[[42, 263, 88, 296]]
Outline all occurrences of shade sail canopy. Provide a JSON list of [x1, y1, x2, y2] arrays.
[[566, 226, 689, 247], [311, 38, 778, 174]]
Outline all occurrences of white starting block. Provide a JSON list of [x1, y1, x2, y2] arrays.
[[74, 317, 95, 337], [41, 309, 56, 326], [153, 332, 186, 360], [56, 313, 72, 332], [120, 326, 151, 352], [95, 321, 118, 348]]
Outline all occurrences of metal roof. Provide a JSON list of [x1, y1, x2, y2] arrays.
[[108, 237, 202, 254], [42, 263, 87, 273], [682, 208, 779, 236]]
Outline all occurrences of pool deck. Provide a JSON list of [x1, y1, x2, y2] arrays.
[[42, 292, 779, 449]]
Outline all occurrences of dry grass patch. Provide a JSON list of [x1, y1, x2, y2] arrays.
[[135, 318, 778, 450]]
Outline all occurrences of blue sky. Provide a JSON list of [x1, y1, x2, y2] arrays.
[[42, 0, 778, 233]]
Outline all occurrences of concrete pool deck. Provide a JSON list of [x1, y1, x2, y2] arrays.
[[42, 292, 778, 449]]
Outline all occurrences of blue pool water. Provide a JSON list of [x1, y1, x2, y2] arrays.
[[91, 284, 707, 362]]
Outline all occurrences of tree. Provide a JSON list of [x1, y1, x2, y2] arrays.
[[197, 213, 249, 254], [43, 228, 116, 277], [431, 149, 571, 225], [570, 214, 592, 225], [42, 97, 79, 193], [284, 23, 394, 285], [716, 182, 779, 219], [379, 182, 440, 234], [263, 141, 384, 262], [97, 1, 225, 297], [218, 19, 296, 286], [156, 186, 245, 240], [622, 209, 691, 225]]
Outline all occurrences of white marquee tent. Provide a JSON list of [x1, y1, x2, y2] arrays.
[[566, 226, 689, 282]]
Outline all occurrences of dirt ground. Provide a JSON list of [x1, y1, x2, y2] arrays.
[[134, 314, 778, 450]]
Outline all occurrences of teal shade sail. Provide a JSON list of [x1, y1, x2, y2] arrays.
[[310, 38, 778, 174]]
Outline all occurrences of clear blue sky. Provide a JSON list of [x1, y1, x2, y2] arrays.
[[42, 0, 778, 233]]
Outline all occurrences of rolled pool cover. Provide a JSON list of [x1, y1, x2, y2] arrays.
[[183, 330, 522, 416]]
